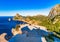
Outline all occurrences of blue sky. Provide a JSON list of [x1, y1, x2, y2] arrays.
[[0, 0, 60, 16]]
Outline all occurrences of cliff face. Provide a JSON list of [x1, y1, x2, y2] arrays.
[[48, 4, 60, 19], [13, 13, 23, 20]]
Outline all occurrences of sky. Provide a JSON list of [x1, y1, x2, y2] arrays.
[[0, 0, 60, 16]]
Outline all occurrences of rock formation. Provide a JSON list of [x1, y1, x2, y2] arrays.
[[12, 28, 22, 36], [0, 33, 7, 42], [48, 4, 60, 19]]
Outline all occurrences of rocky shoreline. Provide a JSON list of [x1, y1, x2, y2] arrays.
[[0, 33, 7, 42]]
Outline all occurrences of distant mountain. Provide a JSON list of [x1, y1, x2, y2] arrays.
[[48, 4, 60, 19]]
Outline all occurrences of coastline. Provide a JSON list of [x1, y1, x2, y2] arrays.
[[0, 33, 8, 42]]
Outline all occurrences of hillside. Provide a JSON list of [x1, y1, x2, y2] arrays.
[[13, 4, 60, 40], [48, 4, 60, 19]]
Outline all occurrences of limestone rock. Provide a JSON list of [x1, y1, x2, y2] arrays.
[[48, 4, 60, 19]]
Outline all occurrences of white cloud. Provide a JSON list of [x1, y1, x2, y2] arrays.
[[0, 7, 52, 16]]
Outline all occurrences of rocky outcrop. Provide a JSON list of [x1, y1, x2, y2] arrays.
[[12, 28, 22, 36], [48, 4, 60, 19], [13, 13, 23, 20], [0, 33, 7, 42]]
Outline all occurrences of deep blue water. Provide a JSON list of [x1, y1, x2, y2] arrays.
[[9, 26, 49, 42], [0, 16, 26, 40], [0, 16, 60, 42]]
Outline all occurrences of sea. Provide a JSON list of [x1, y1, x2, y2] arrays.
[[0, 16, 60, 42], [0, 16, 26, 40]]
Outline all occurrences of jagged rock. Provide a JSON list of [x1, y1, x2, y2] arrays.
[[48, 4, 60, 19], [15, 13, 22, 17], [13, 13, 23, 20], [12, 28, 22, 36]]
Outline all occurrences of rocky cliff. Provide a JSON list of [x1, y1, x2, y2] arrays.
[[48, 4, 60, 19]]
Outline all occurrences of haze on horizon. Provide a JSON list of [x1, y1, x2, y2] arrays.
[[0, 0, 60, 16]]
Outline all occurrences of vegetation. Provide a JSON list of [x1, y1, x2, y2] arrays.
[[13, 13, 60, 41], [13, 4, 60, 42], [15, 25, 20, 31], [13, 13, 60, 32]]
